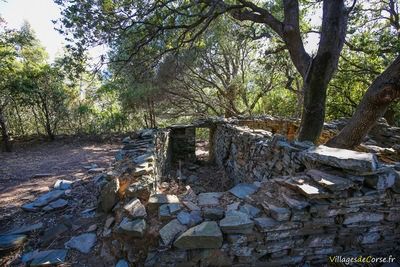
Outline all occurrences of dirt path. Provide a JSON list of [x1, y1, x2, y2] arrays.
[[0, 138, 120, 266]]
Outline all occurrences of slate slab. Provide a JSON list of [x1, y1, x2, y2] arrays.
[[118, 218, 146, 237], [123, 198, 147, 218], [159, 219, 187, 246], [30, 190, 65, 208], [219, 210, 254, 234], [300, 145, 378, 173], [174, 221, 223, 249], [42, 199, 68, 211], [198, 192, 223, 206], [229, 183, 258, 199], [65, 233, 97, 253], [29, 249, 68, 266], [54, 179, 73, 190], [6, 223, 43, 235], [0, 234, 27, 250]]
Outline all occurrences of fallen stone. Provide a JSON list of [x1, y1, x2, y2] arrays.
[[198, 192, 223, 206], [203, 207, 224, 220], [226, 202, 240, 211], [123, 198, 147, 218], [295, 183, 329, 199], [132, 153, 154, 165], [54, 179, 73, 190], [0, 234, 27, 250], [174, 221, 223, 249], [220, 210, 254, 234], [6, 223, 43, 235], [229, 183, 259, 199], [159, 219, 187, 246], [30, 190, 65, 208], [125, 182, 151, 199], [118, 218, 146, 237], [42, 198, 68, 211], [99, 179, 120, 212], [28, 249, 68, 266], [41, 223, 69, 246], [116, 259, 129, 267], [65, 233, 97, 253], [32, 173, 53, 178], [21, 202, 40, 212], [300, 145, 378, 173]]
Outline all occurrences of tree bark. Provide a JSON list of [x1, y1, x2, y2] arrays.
[[0, 107, 12, 152], [326, 55, 400, 149], [297, 0, 348, 142]]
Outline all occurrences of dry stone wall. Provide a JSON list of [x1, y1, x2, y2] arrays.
[[97, 118, 400, 266]]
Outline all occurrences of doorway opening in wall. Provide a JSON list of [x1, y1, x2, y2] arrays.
[[195, 127, 210, 162]]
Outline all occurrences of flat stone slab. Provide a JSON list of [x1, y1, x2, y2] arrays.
[[219, 210, 254, 234], [41, 223, 69, 246], [54, 179, 73, 190], [88, 167, 106, 174], [0, 234, 27, 250], [300, 145, 378, 173], [263, 203, 291, 222], [177, 210, 203, 226], [239, 204, 261, 218], [198, 192, 223, 206], [174, 221, 223, 249], [6, 223, 43, 235], [307, 169, 354, 191], [229, 183, 258, 199], [148, 194, 180, 209], [42, 199, 68, 211], [118, 218, 146, 237], [29, 190, 65, 208], [28, 249, 68, 266], [123, 198, 147, 218], [99, 179, 120, 212], [343, 212, 384, 225], [65, 233, 97, 253], [203, 207, 224, 220], [159, 219, 187, 246]]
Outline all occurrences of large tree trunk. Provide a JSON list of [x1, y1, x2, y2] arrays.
[[0, 107, 12, 152], [326, 55, 400, 149], [297, 0, 348, 142]]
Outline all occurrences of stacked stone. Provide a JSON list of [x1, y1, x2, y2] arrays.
[[213, 124, 308, 184]]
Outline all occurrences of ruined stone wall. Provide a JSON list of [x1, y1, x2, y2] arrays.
[[98, 120, 400, 266], [213, 123, 306, 184]]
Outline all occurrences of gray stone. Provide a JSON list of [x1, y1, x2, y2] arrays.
[[281, 193, 310, 210], [343, 212, 384, 225], [219, 210, 254, 234], [203, 207, 224, 220], [254, 217, 279, 232], [41, 224, 69, 246], [198, 192, 223, 206], [229, 183, 258, 199], [307, 169, 354, 191], [29, 190, 65, 208], [29, 249, 68, 266], [42, 198, 68, 211], [125, 182, 150, 199], [116, 259, 129, 267], [0, 234, 27, 250], [159, 219, 187, 246], [122, 136, 131, 143], [118, 218, 146, 237], [159, 204, 173, 221], [100, 179, 120, 212], [300, 145, 378, 173], [123, 198, 147, 218], [54, 179, 73, 190], [174, 221, 223, 249], [132, 153, 154, 165], [263, 203, 291, 221], [21, 202, 40, 212], [239, 203, 261, 218], [182, 201, 200, 211], [6, 223, 43, 235], [177, 210, 203, 226], [365, 169, 398, 190], [65, 233, 97, 253], [148, 194, 179, 210]]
